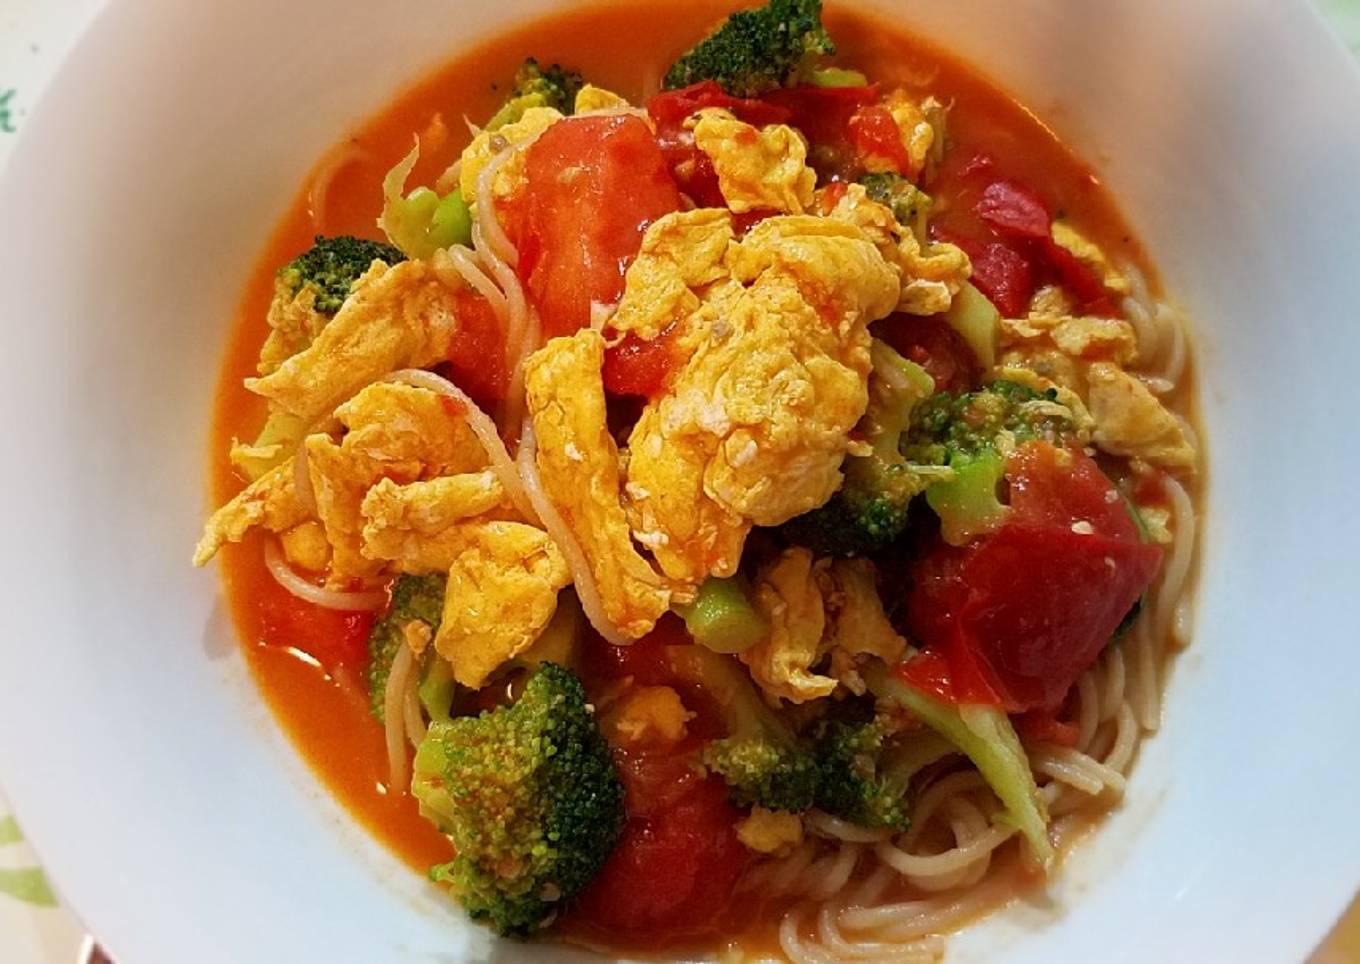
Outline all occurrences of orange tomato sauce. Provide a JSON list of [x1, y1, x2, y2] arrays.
[[209, 1, 1155, 954]]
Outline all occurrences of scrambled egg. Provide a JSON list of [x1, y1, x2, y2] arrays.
[[737, 807, 805, 855], [359, 471, 513, 570], [305, 382, 489, 583], [599, 685, 694, 748], [690, 108, 816, 214], [279, 520, 329, 572], [818, 558, 907, 695], [882, 90, 941, 180], [246, 256, 463, 423], [1051, 222, 1131, 296], [621, 212, 899, 584], [823, 183, 971, 315], [573, 84, 630, 113], [740, 548, 834, 703], [998, 282, 1195, 470], [609, 209, 735, 342], [741, 551, 906, 704], [457, 106, 562, 205], [524, 330, 673, 638], [1086, 362, 1197, 469], [193, 463, 307, 566], [435, 521, 571, 688], [258, 279, 328, 376]]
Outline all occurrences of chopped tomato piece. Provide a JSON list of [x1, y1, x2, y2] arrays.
[[1015, 710, 1081, 747], [582, 614, 694, 687], [443, 290, 507, 404], [571, 771, 748, 937], [258, 589, 376, 672], [519, 115, 681, 338], [975, 179, 1052, 240], [646, 82, 790, 208], [602, 328, 676, 399], [847, 104, 911, 174], [876, 313, 979, 394], [762, 84, 880, 177], [950, 235, 1036, 319], [907, 443, 1162, 712]]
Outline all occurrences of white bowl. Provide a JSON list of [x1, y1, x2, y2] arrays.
[[2, 0, 1360, 961]]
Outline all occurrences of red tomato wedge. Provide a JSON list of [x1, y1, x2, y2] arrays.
[[571, 765, 747, 937], [602, 327, 677, 399], [259, 590, 375, 672], [443, 290, 508, 405], [907, 443, 1162, 712], [876, 313, 979, 394], [519, 115, 681, 338], [847, 104, 912, 174]]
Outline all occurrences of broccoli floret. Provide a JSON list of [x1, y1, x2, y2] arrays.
[[814, 720, 910, 830], [663, 0, 836, 98], [666, 646, 820, 812], [277, 235, 406, 315], [486, 58, 585, 131], [860, 172, 933, 239], [904, 379, 1076, 465], [903, 380, 1080, 544], [411, 663, 624, 935], [781, 340, 938, 556], [365, 574, 446, 722]]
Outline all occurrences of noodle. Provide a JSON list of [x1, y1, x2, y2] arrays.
[[476, 144, 521, 268], [262, 540, 387, 611], [517, 420, 628, 645], [383, 642, 415, 790]]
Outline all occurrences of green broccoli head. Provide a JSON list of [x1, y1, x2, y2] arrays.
[[904, 379, 1078, 466], [486, 58, 585, 131], [780, 341, 938, 556], [704, 736, 820, 812], [860, 172, 933, 238], [278, 235, 406, 315], [411, 663, 624, 936], [905, 380, 1080, 544], [365, 574, 446, 722], [813, 720, 909, 831], [663, 0, 836, 98]]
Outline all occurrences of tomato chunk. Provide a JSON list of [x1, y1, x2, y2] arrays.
[[602, 328, 676, 399], [443, 290, 507, 405], [571, 769, 748, 937], [258, 589, 375, 672], [876, 313, 979, 394], [519, 115, 681, 337], [847, 104, 911, 174], [907, 443, 1162, 712], [763, 84, 879, 177]]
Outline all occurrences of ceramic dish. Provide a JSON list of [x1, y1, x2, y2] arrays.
[[1, 0, 1359, 961]]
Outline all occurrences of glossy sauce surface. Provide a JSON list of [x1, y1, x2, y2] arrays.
[[210, 1, 1157, 954]]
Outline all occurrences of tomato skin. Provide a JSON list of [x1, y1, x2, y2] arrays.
[[602, 328, 676, 399], [570, 769, 748, 937], [258, 590, 376, 672], [876, 313, 980, 393], [975, 179, 1052, 240], [519, 115, 681, 338], [907, 443, 1162, 712], [442, 291, 507, 404]]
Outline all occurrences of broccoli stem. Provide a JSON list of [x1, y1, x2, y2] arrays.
[[674, 576, 769, 654]]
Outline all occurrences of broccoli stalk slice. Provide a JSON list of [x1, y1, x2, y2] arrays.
[[924, 449, 1009, 546], [412, 663, 624, 936], [674, 576, 769, 654], [666, 646, 819, 812], [942, 280, 1000, 371], [864, 662, 1054, 870], [365, 574, 447, 722], [486, 58, 585, 131], [379, 143, 473, 259], [663, 0, 836, 98]]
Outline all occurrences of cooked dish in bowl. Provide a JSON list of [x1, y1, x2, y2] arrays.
[[193, 0, 1200, 957]]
